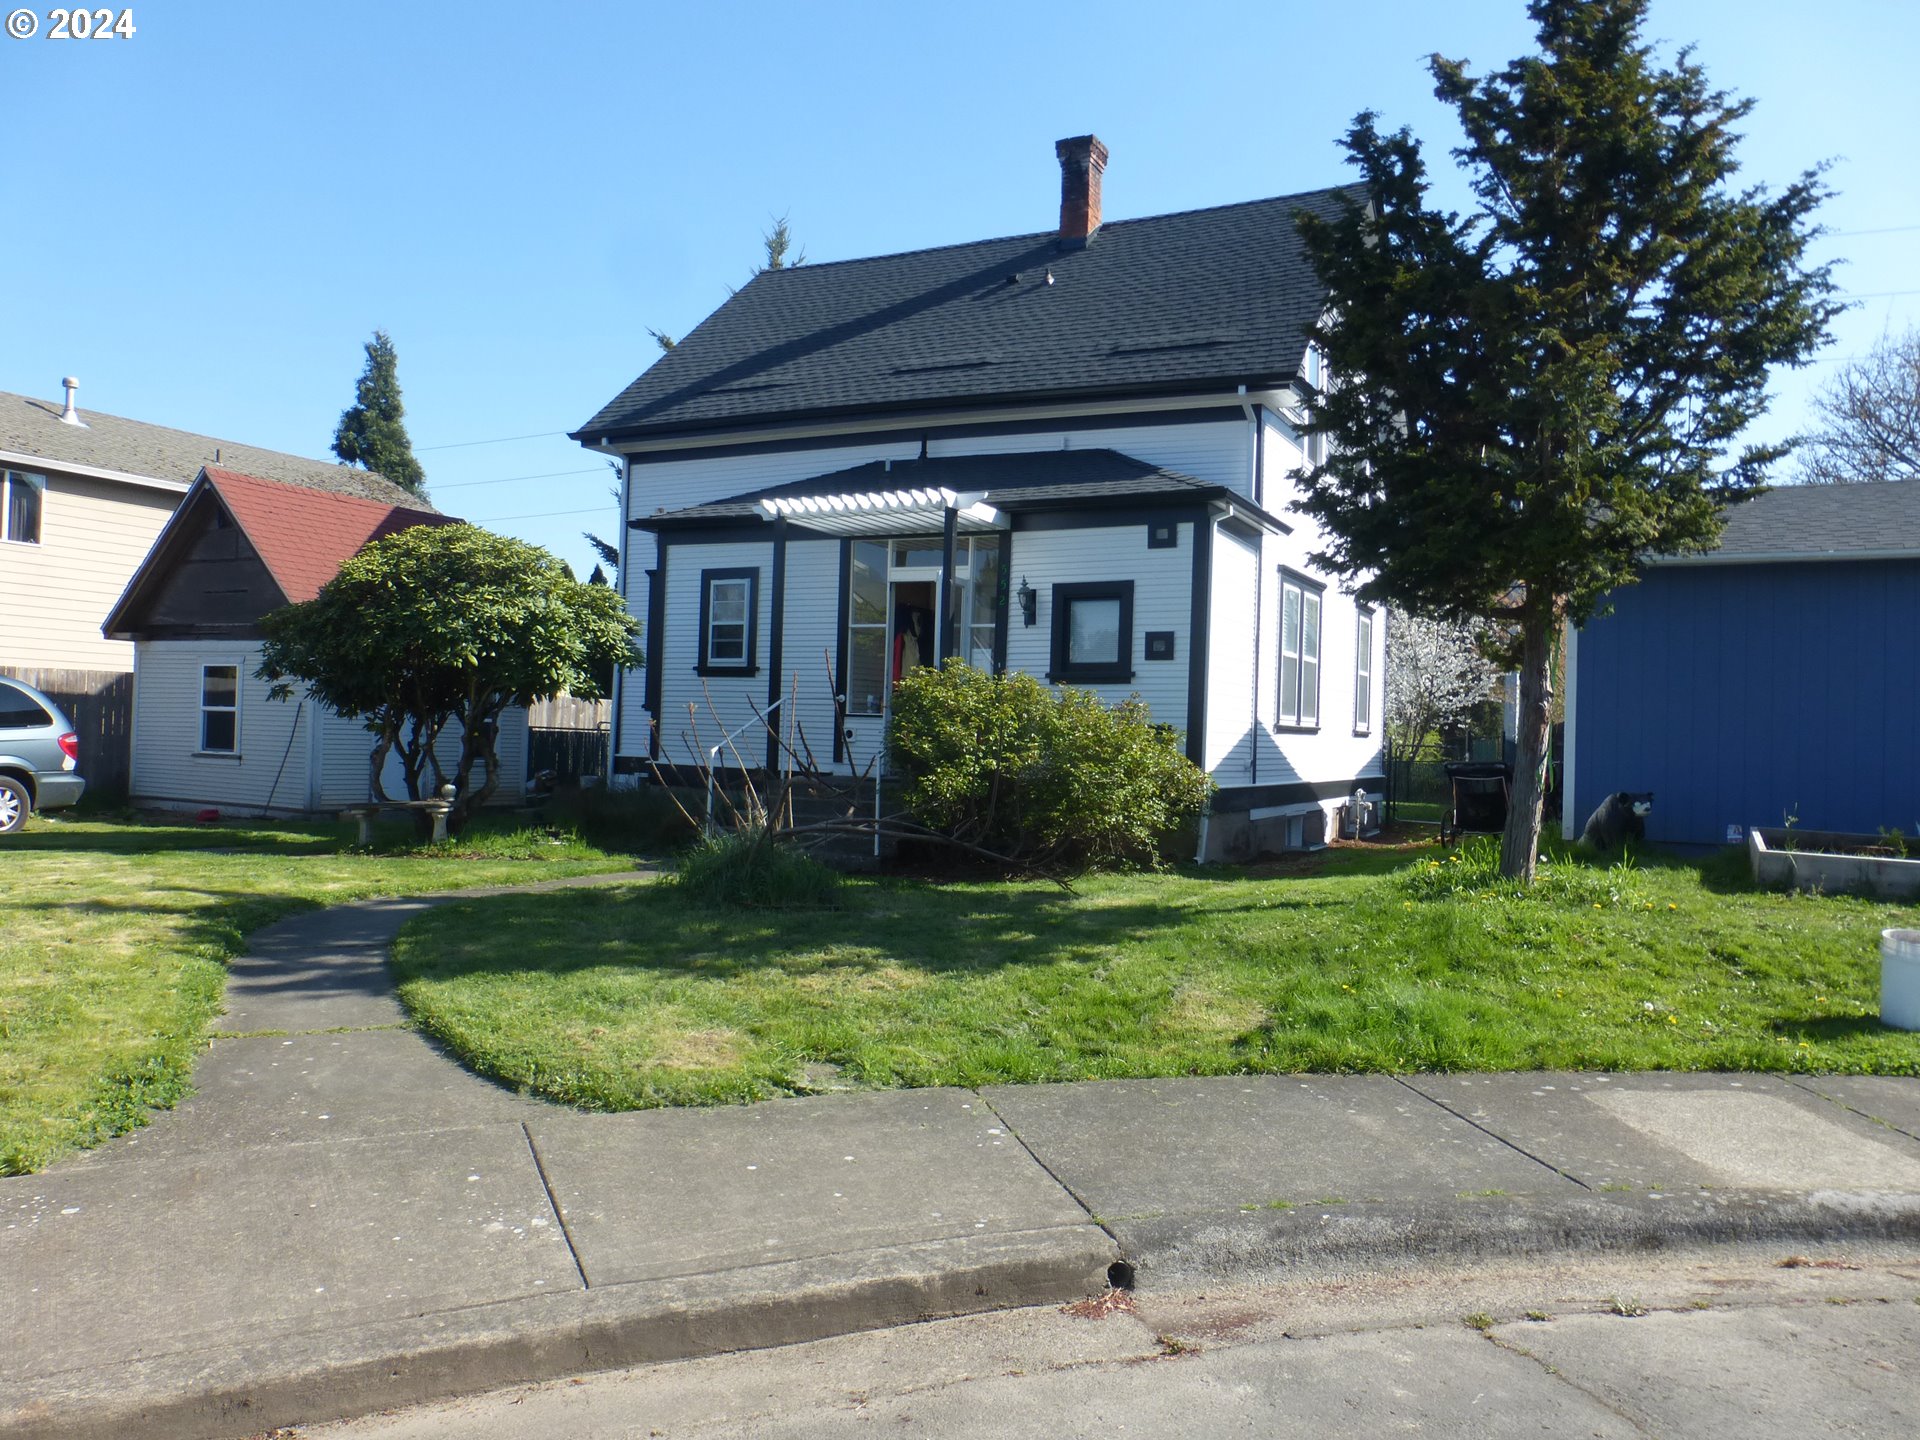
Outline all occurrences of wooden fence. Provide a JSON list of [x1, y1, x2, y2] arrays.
[[527, 694, 610, 729], [6, 667, 133, 801]]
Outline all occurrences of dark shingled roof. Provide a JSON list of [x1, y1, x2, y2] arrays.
[[638, 449, 1287, 531], [0, 388, 428, 507], [1660, 482, 1920, 563], [577, 185, 1365, 442]]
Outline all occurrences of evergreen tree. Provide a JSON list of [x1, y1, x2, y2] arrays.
[[332, 330, 427, 495], [1295, 0, 1837, 880]]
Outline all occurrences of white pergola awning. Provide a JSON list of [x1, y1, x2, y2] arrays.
[[756, 486, 1004, 536]]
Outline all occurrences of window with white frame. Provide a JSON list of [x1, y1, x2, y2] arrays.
[[697, 568, 758, 674], [1277, 570, 1323, 730], [200, 664, 239, 753], [2, 469, 44, 544], [1354, 608, 1374, 734]]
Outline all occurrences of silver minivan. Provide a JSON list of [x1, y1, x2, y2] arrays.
[[0, 675, 85, 833]]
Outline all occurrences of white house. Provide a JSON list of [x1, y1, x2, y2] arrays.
[[573, 136, 1384, 860], [103, 466, 527, 817], [2, 379, 422, 793]]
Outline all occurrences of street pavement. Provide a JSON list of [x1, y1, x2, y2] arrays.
[[4, 878, 1920, 1439], [296, 1244, 1920, 1439]]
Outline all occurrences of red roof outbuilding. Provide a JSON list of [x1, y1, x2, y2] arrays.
[[199, 466, 453, 602]]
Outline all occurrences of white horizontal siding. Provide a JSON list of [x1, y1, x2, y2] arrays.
[[1205, 526, 1259, 783], [777, 538, 846, 772], [1233, 417, 1386, 793], [655, 538, 778, 770], [316, 706, 529, 809], [130, 640, 312, 813], [927, 416, 1251, 491], [0, 475, 177, 673], [1004, 521, 1192, 733]]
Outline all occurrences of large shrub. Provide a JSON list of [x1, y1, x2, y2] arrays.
[[885, 664, 1213, 870]]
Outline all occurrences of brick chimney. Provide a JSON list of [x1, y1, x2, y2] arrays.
[[1055, 134, 1109, 244]]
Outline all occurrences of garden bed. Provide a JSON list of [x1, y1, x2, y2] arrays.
[[1749, 827, 1920, 900]]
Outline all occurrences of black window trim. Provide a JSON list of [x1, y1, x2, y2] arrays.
[[1274, 566, 1325, 734], [1048, 579, 1135, 685], [696, 566, 761, 676]]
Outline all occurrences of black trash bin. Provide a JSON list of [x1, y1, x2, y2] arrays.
[[1441, 762, 1512, 845]]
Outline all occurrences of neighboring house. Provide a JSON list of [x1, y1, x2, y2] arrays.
[[102, 466, 529, 816], [573, 136, 1385, 859], [1, 378, 418, 793], [1563, 481, 1920, 848]]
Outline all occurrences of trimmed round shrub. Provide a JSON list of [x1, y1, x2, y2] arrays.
[[885, 663, 1213, 870]]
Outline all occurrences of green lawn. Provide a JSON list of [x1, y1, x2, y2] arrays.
[[0, 812, 635, 1174], [388, 838, 1920, 1112]]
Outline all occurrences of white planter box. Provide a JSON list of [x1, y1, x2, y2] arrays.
[[1748, 828, 1920, 901], [1885, 929, 1920, 1032]]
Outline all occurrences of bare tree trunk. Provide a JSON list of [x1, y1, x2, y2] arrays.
[[1499, 607, 1557, 881]]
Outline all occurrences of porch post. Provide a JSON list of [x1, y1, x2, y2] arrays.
[[766, 517, 787, 773], [937, 505, 957, 662]]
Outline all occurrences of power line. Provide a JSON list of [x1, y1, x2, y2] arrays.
[[430, 465, 605, 490], [468, 504, 617, 523], [1829, 224, 1920, 238], [417, 429, 568, 452], [1839, 289, 1920, 300]]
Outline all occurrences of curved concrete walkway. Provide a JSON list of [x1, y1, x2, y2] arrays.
[[0, 872, 1113, 1440], [7, 874, 1920, 1440]]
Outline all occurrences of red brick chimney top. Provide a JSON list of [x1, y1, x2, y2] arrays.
[[1055, 135, 1109, 243]]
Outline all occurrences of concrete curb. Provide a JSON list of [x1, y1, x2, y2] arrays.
[[1112, 1188, 1920, 1286], [2, 1224, 1117, 1440]]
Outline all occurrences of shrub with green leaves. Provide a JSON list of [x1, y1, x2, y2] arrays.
[[885, 663, 1213, 870]]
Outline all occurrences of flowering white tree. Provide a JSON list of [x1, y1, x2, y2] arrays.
[[1385, 608, 1498, 758]]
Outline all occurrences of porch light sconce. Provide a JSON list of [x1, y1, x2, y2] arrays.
[[1017, 576, 1037, 627]]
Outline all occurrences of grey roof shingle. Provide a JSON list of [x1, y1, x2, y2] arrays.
[[0, 389, 430, 507], [639, 449, 1286, 530], [577, 185, 1365, 442], [1668, 482, 1920, 562]]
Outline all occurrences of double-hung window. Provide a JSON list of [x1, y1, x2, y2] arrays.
[[200, 664, 239, 753], [697, 568, 759, 674], [2, 469, 44, 545], [1354, 608, 1374, 734], [1049, 581, 1134, 685], [1276, 570, 1323, 730]]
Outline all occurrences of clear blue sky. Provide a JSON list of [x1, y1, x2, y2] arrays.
[[4, 0, 1915, 577]]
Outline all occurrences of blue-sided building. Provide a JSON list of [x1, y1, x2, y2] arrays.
[[1563, 481, 1920, 849]]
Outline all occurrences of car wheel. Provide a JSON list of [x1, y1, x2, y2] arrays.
[[0, 775, 29, 834]]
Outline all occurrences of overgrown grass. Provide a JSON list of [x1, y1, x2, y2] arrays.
[[389, 836, 1920, 1112], [0, 811, 637, 1173], [672, 831, 843, 910]]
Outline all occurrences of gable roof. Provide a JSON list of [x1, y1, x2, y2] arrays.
[[103, 468, 455, 639], [1656, 482, 1920, 565], [577, 185, 1365, 444], [200, 467, 453, 602], [637, 449, 1288, 533], [0, 388, 424, 505]]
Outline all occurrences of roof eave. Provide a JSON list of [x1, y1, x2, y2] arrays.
[[1647, 548, 1920, 567], [0, 447, 192, 495], [572, 375, 1305, 450]]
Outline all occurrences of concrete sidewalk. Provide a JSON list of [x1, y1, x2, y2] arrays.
[[5, 882, 1920, 1440]]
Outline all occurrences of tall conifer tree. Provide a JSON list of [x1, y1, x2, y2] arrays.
[[332, 330, 427, 495], [1295, 0, 1838, 879]]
